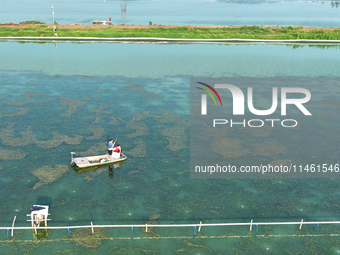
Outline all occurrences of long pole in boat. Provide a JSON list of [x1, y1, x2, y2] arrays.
[[108, 139, 117, 157]]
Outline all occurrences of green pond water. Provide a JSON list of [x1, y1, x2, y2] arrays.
[[1, 41, 340, 254]]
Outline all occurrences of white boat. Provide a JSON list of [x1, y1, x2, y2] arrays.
[[70, 152, 127, 169]]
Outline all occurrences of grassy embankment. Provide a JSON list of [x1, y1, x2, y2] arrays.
[[1, 22, 340, 40]]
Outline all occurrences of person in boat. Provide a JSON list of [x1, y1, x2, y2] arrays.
[[108, 139, 116, 155], [113, 144, 121, 154]]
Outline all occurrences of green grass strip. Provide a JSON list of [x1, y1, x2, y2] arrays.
[[1, 25, 340, 40]]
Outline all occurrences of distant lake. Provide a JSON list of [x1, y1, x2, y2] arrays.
[[0, 0, 340, 27], [1, 41, 340, 253]]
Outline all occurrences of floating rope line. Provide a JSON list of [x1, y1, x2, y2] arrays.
[[2, 219, 340, 238], [2, 220, 340, 230], [2, 233, 340, 243]]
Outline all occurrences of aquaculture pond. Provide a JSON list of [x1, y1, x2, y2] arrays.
[[1, 41, 340, 254]]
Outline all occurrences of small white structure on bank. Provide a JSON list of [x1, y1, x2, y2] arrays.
[[93, 20, 112, 25], [27, 205, 50, 227]]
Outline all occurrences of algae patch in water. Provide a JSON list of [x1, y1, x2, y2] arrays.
[[126, 121, 149, 138], [252, 138, 287, 157], [131, 111, 150, 121], [157, 111, 188, 152], [86, 126, 105, 140], [7, 107, 30, 117], [2, 98, 37, 106], [125, 139, 147, 158], [23, 91, 42, 98], [108, 117, 123, 126], [32, 164, 69, 190], [141, 214, 162, 236], [202, 123, 232, 137], [89, 105, 114, 114], [59, 134, 83, 145], [72, 227, 109, 248], [141, 92, 163, 99], [34, 229, 51, 240], [83, 167, 107, 182], [125, 111, 150, 138], [210, 137, 250, 158], [161, 124, 187, 152], [92, 116, 102, 124], [319, 100, 340, 105], [150, 214, 162, 221], [80, 142, 107, 156], [269, 159, 292, 166], [0, 124, 36, 147], [244, 126, 272, 137], [156, 110, 182, 123], [121, 83, 145, 91], [0, 148, 28, 160], [174, 241, 213, 255], [317, 110, 333, 117], [36, 132, 83, 148], [60, 97, 85, 117], [40, 97, 57, 104], [110, 247, 156, 254]]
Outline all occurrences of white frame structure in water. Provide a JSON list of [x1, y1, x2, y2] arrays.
[[1, 218, 340, 237]]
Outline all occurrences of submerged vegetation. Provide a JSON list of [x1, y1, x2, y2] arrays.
[[0, 23, 340, 40], [1, 70, 340, 253], [72, 227, 109, 248], [32, 165, 69, 190]]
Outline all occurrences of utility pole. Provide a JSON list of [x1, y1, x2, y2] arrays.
[[51, 6, 56, 36]]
